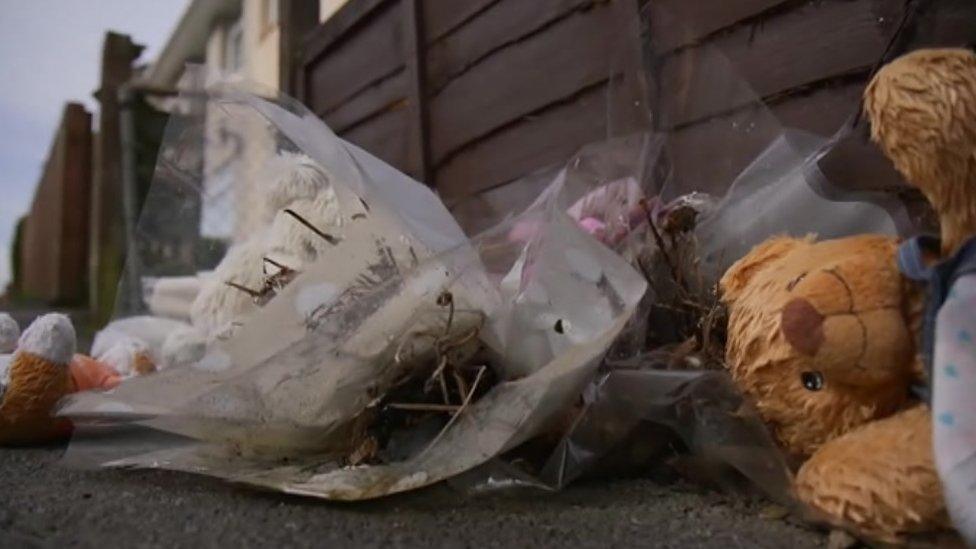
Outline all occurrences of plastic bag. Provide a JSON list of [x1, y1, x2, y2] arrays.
[[60, 72, 647, 501], [448, 67, 914, 503], [539, 367, 794, 505], [66, 7, 920, 505], [694, 129, 905, 284]]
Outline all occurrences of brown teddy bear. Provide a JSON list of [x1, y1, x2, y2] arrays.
[[720, 234, 948, 543], [864, 47, 976, 546]]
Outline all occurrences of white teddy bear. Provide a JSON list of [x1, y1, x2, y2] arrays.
[[88, 152, 341, 375], [190, 151, 340, 336]]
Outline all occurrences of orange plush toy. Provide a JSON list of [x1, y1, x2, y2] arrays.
[[0, 314, 122, 445], [720, 235, 948, 543]]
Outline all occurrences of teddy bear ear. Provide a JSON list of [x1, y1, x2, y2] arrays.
[[720, 236, 804, 303]]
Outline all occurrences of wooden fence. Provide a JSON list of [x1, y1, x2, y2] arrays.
[[293, 0, 976, 232], [294, 0, 649, 233], [19, 103, 93, 304], [642, 0, 976, 201]]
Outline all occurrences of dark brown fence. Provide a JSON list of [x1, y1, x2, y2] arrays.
[[295, 0, 976, 232], [642, 0, 976, 199], [19, 103, 93, 304], [296, 0, 649, 233]]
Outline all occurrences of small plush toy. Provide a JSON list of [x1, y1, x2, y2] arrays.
[[864, 47, 976, 545], [0, 314, 78, 443], [90, 315, 196, 375], [0, 312, 21, 390], [95, 339, 156, 377], [0, 312, 18, 353], [720, 234, 947, 543], [190, 152, 340, 335], [0, 314, 122, 445]]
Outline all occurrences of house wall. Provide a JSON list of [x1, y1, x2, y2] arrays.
[[244, 0, 281, 89], [204, 23, 227, 78], [194, 1, 286, 242]]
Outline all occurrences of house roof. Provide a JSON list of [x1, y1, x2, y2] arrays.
[[139, 0, 241, 88]]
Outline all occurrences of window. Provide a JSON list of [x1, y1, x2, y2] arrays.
[[223, 19, 244, 73]]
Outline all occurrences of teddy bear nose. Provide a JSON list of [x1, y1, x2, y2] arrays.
[[781, 298, 825, 356]]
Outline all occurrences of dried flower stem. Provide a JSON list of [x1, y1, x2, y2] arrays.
[[452, 370, 469, 399], [438, 369, 451, 404], [284, 208, 340, 245], [262, 256, 291, 272], [224, 280, 262, 298], [420, 365, 488, 457], [386, 403, 461, 413], [639, 199, 681, 287]]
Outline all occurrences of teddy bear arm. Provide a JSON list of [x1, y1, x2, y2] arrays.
[[794, 405, 948, 543]]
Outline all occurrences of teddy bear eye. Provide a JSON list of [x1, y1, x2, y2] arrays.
[[801, 371, 824, 391]]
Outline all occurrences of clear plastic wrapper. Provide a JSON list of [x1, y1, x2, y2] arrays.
[[448, 46, 915, 502], [694, 129, 905, 284], [59, 72, 647, 500], [63, 10, 922, 507], [538, 367, 794, 505]]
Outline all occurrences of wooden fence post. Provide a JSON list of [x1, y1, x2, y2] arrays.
[[91, 32, 143, 325], [278, 0, 320, 100], [402, 0, 432, 186]]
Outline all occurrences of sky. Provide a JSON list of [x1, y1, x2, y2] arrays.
[[0, 0, 189, 290]]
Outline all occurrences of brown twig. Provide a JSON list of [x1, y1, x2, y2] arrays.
[[263, 256, 290, 273], [224, 280, 261, 298], [419, 365, 488, 457], [452, 370, 469, 400], [668, 232, 684, 289], [386, 402, 461, 413], [446, 325, 481, 349], [393, 329, 440, 366], [639, 199, 681, 287], [284, 208, 340, 245], [430, 354, 451, 404]]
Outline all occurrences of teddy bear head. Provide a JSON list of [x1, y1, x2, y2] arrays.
[[864, 48, 976, 255], [720, 235, 917, 458]]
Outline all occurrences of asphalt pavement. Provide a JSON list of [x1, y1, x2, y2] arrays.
[[0, 444, 829, 548], [0, 308, 829, 548]]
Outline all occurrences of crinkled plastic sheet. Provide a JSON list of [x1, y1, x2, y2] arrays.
[[66, 10, 921, 505], [359, 122, 906, 503], [60, 72, 647, 500], [449, 36, 915, 502], [695, 129, 906, 284], [542, 367, 794, 500]]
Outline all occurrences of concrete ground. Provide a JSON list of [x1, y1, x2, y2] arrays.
[[0, 311, 951, 549], [0, 309, 831, 548], [0, 444, 829, 548]]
